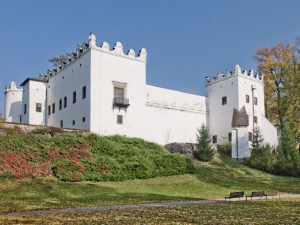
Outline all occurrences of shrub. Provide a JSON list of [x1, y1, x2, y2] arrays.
[[217, 142, 231, 157], [0, 132, 195, 181]]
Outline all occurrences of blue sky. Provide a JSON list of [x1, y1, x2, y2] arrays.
[[0, 0, 299, 113]]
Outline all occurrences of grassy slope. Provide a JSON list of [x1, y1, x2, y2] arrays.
[[0, 153, 299, 214]]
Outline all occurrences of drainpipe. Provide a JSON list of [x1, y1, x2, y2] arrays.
[[232, 127, 238, 160]]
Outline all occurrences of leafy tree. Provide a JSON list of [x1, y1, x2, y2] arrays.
[[49, 54, 67, 67], [193, 124, 215, 162]]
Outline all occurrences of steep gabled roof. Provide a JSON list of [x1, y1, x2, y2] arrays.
[[231, 106, 249, 127]]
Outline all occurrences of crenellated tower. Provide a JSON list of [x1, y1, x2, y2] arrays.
[[4, 81, 23, 122]]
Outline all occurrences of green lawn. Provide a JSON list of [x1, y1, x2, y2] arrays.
[[1, 199, 300, 224], [1, 153, 300, 214]]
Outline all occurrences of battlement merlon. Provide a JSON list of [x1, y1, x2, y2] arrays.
[[5, 81, 22, 93], [88, 33, 147, 62], [39, 33, 147, 81], [205, 64, 263, 86]]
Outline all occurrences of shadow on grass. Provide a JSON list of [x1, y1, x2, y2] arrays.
[[194, 153, 300, 194]]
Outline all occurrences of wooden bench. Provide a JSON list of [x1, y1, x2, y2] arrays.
[[225, 192, 245, 202], [265, 190, 280, 200], [246, 191, 266, 201]]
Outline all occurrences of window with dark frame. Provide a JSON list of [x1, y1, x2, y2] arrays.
[[254, 97, 258, 105], [59, 99, 62, 110], [48, 105, 51, 115], [36, 103, 42, 112], [228, 133, 232, 142], [24, 104, 27, 114], [248, 132, 253, 141], [73, 91, 76, 104], [60, 120, 63, 128], [222, 96, 227, 105], [254, 116, 258, 123], [213, 135, 217, 143], [117, 115, 123, 124], [72, 120, 75, 126], [64, 97, 67, 108], [246, 95, 250, 103], [114, 87, 124, 99], [19, 115, 22, 123], [82, 86, 86, 99], [82, 117, 85, 122], [52, 103, 55, 114]]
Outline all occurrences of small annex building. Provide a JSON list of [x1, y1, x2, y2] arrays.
[[4, 33, 278, 159]]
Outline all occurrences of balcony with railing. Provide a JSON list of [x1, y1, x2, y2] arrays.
[[113, 97, 130, 108]]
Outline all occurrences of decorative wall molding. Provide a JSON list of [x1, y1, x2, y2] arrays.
[[146, 100, 205, 114]]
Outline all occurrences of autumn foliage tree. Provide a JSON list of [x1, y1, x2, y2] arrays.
[[253, 38, 300, 137]]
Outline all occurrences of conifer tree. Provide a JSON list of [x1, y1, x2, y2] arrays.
[[251, 126, 264, 154], [193, 124, 215, 162], [279, 123, 298, 160]]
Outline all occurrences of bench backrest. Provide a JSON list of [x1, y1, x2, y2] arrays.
[[265, 191, 278, 196], [250, 191, 265, 197], [230, 192, 244, 198]]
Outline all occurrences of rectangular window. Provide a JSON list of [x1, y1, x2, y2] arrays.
[[73, 91, 76, 104], [72, 120, 75, 126], [59, 99, 62, 110], [213, 135, 217, 143], [254, 97, 258, 105], [36, 103, 42, 112], [52, 103, 55, 114], [228, 133, 232, 142], [48, 105, 51, 115], [64, 97, 67, 108], [117, 115, 123, 124], [60, 120, 63, 128], [248, 132, 253, 141], [82, 86, 86, 99], [24, 104, 27, 114], [19, 115, 22, 123], [82, 117, 86, 122], [222, 96, 227, 105], [254, 116, 258, 124], [246, 95, 249, 103]]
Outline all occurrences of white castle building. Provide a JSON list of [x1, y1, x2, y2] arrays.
[[4, 33, 278, 159]]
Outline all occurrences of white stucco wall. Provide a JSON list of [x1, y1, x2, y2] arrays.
[[261, 114, 278, 147], [28, 80, 46, 125], [231, 127, 250, 159], [89, 43, 147, 138], [4, 81, 22, 122], [145, 85, 207, 144], [206, 74, 240, 144], [47, 50, 91, 130]]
